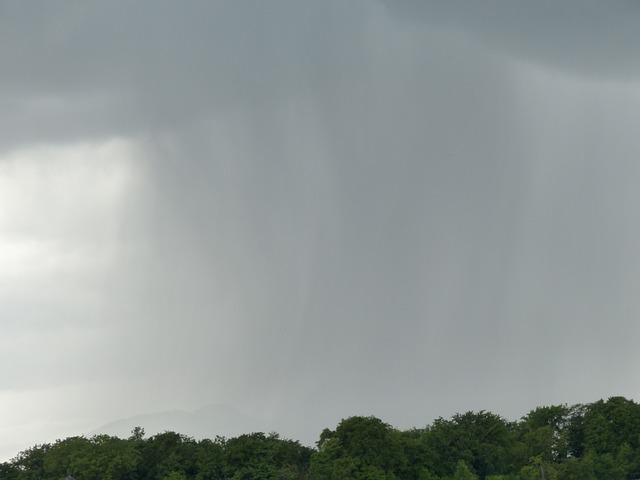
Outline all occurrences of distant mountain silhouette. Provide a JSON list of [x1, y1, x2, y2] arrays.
[[89, 404, 274, 440]]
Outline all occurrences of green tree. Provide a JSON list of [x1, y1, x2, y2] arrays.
[[309, 417, 401, 480], [454, 460, 478, 480], [163, 473, 187, 480], [394, 428, 438, 480], [309, 439, 358, 480], [137, 431, 197, 479], [522, 455, 557, 480], [0, 462, 20, 480], [42, 434, 140, 480], [224, 432, 311, 480], [429, 411, 515, 478], [518, 405, 571, 462], [195, 437, 225, 480], [129, 426, 146, 442], [12, 443, 52, 480], [555, 457, 595, 480], [332, 416, 399, 472]]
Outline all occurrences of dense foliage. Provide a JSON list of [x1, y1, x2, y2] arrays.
[[3, 396, 640, 480]]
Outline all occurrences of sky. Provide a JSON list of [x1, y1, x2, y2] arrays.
[[2, 0, 640, 461]]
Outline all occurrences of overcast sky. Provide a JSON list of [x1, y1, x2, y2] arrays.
[[2, 0, 640, 461]]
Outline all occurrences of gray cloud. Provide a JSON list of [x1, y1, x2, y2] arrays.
[[2, 0, 640, 460], [382, 1, 640, 79], [0, 0, 369, 151]]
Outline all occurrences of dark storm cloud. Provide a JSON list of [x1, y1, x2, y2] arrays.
[[0, 0, 369, 150], [382, 1, 640, 79]]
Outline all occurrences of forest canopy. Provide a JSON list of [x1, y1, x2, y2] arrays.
[[2, 396, 639, 480]]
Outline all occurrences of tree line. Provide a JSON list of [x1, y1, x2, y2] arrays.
[[2, 396, 639, 480]]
